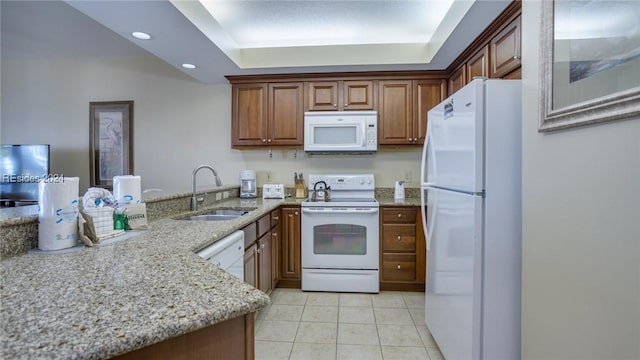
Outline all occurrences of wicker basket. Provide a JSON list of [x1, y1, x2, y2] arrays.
[[83, 207, 115, 237]]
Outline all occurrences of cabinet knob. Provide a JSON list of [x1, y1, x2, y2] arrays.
[[397, 213, 402, 218], [344, 104, 348, 107], [267, 139, 272, 143], [256, 248, 260, 254], [333, 104, 337, 108], [273, 216, 279, 220], [272, 232, 277, 237], [262, 139, 267, 143], [513, 55, 521, 60], [261, 243, 266, 249], [397, 265, 401, 270], [397, 235, 401, 241], [295, 211, 299, 216]]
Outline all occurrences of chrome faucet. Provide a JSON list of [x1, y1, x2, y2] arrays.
[[191, 165, 222, 211]]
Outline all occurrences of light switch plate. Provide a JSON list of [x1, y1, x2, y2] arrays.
[[263, 183, 285, 199]]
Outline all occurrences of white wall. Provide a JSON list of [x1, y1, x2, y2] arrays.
[[1, 55, 422, 194], [521, 1, 640, 359]]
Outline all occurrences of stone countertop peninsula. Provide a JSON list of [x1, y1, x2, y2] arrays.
[[0, 197, 295, 360], [0, 190, 422, 359]]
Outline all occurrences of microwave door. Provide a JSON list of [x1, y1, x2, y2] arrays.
[[310, 124, 362, 150]]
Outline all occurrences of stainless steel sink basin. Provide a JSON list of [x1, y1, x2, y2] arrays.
[[179, 209, 253, 221]]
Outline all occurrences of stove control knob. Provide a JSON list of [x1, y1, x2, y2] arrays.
[[359, 179, 365, 185]]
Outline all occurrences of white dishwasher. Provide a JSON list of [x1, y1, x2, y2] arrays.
[[196, 230, 244, 281]]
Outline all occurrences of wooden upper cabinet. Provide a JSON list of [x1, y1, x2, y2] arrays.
[[448, 65, 465, 96], [232, 83, 267, 146], [268, 82, 304, 145], [378, 79, 445, 146], [306, 80, 373, 111], [378, 80, 413, 145], [306, 82, 338, 111], [414, 79, 445, 145], [232, 82, 302, 147], [467, 45, 489, 81], [343, 80, 374, 110], [490, 16, 521, 78]]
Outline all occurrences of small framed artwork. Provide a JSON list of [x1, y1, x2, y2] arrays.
[[539, 0, 640, 132], [89, 101, 134, 188]]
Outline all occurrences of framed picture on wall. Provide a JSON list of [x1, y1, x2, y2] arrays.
[[89, 101, 134, 189], [539, 0, 640, 132]]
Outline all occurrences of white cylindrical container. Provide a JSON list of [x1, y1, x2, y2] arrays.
[[113, 175, 141, 206], [38, 177, 80, 251]]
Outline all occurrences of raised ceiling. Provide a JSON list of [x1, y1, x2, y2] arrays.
[[1, 0, 513, 84]]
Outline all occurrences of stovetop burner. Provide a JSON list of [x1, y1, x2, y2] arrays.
[[304, 174, 377, 207]]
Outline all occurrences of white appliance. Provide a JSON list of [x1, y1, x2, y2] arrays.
[[304, 111, 377, 154], [420, 79, 522, 360], [301, 174, 379, 293], [240, 170, 257, 198], [262, 183, 285, 199], [196, 230, 245, 281]]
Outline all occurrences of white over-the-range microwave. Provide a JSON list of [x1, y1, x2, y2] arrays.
[[303, 111, 378, 154]]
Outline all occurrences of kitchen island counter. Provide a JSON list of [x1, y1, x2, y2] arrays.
[[0, 197, 301, 360]]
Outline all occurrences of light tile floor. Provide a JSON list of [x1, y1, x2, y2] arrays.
[[255, 288, 445, 360]]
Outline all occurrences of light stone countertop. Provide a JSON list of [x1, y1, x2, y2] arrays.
[[0, 195, 421, 359], [0, 197, 290, 360]]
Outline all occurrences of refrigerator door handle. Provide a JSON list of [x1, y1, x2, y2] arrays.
[[420, 117, 436, 186], [421, 188, 436, 252]]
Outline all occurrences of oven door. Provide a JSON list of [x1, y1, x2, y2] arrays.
[[301, 206, 379, 269]]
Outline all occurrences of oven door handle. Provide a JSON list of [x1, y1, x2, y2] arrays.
[[301, 208, 379, 214]]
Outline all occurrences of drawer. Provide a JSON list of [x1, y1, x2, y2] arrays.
[[382, 207, 416, 224], [382, 224, 416, 252], [270, 209, 280, 228], [382, 254, 416, 282], [242, 222, 257, 249], [257, 214, 271, 238]]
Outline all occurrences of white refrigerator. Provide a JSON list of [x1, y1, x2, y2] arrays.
[[420, 78, 522, 360]]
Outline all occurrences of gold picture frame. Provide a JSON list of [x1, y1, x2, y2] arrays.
[[539, 0, 640, 132], [89, 101, 134, 189]]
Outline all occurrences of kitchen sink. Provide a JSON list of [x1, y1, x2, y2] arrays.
[[179, 208, 254, 221]]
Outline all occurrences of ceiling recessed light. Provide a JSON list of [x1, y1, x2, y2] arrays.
[[181, 63, 197, 69], [131, 31, 151, 40]]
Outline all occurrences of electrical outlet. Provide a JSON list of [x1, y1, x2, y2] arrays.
[[266, 172, 272, 182], [215, 193, 222, 201], [404, 170, 412, 182]]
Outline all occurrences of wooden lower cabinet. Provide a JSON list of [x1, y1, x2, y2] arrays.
[[244, 242, 258, 289], [380, 206, 426, 291], [270, 209, 281, 290], [114, 313, 255, 360], [279, 206, 301, 288]]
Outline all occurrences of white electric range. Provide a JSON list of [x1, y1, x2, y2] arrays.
[[301, 174, 379, 293]]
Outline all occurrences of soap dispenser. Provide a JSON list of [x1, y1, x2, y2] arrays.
[[394, 180, 405, 201]]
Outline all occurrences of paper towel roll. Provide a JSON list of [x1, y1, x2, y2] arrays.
[[113, 175, 141, 206], [38, 177, 79, 251]]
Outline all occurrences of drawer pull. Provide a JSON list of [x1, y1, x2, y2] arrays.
[[273, 216, 279, 220], [397, 213, 402, 218], [397, 235, 401, 241], [397, 265, 401, 270]]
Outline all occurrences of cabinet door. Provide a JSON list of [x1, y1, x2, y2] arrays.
[[258, 233, 272, 293], [414, 79, 445, 145], [307, 81, 339, 111], [342, 80, 374, 110], [232, 83, 267, 146], [280, 207, 301, 280], [466, 45, 489, 81], [244, 243, 258, 288], [268, 82, 304, 145], [448, 65, 465, 96], [271, 209, 281, 289], [490, 16, 521, 78], [378, 80, 413, 145]]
